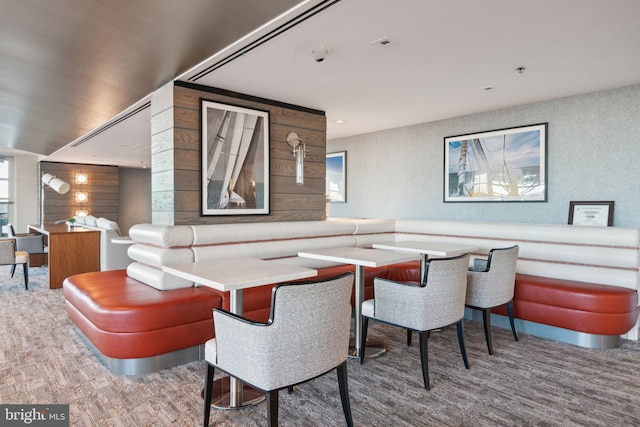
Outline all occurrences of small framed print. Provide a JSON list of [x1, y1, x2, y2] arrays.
[[326, 151, 346, 203], [568, 201, 614, 226]]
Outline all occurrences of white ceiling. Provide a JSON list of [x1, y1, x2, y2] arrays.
[[35, 0, 640, 167]]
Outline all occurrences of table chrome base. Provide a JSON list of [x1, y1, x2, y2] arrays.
[[347, 337, 386, 359], [205, 377, 265, 410]]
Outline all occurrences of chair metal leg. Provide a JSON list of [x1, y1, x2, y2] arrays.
[[267, 390, 279, 427], [360, 317, 369, 365], [287, 386, 294, 394], [406, 330, 412, 346], [507, 301, 519, 341], [203, 364, 214, 427], [456, 320, 470, 369], [418, 331, 430, 390], [11, 264, 16, 278], [337, 361, 354, 427], [23, 263, 29, 290], [482, 308, 493, 355]]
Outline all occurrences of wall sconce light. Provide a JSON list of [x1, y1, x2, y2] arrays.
[[287, 132, 307, 186], [75, 173, 88, 184], [75, 192, 88, 203], [75, 209, 89, 217]]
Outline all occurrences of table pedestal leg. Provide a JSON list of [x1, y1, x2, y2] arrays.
[[348, 337, 386, 359], [349, 264, 386, 359], [208, 377, 265, 410], [207, 289, 265, 409]]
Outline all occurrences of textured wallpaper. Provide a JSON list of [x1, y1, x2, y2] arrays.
[[327, 84, 640, 228]]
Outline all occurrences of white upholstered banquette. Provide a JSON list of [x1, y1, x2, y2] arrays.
[[125, 218, 640, 338]]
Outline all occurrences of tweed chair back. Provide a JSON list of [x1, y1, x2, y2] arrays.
[[212, 273, 354, 392], [0, 239, 17, 265], [15, 235, 45, 254], [466, 245, 519, 309], [5, 224, 45, 254], [372, 254, 470, 331]]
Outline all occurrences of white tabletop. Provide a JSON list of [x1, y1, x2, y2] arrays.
[[372, 241, 478, 257], [298, 246, 416, 268], [162, 257, 317, 292]]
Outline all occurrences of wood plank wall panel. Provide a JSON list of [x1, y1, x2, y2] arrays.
[[149, 82, 176, 226], [150, 82, 327, 225], [40, 162, 119, 224]]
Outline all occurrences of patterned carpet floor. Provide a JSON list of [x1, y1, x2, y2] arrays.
[[1, 266, 640, 426]]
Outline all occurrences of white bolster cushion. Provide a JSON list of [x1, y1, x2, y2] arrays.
[[84, 215, 98, 226], [191, 220, 357, 245], [517, 260, 638, 290], [193, 235, 356, 262], [128, 244, 194, 267], [391, 233, 637, 270], [127, 262, 194, 290], [395, 220, 640, 247], [355, 233, 396, 248], [96, 217, 120, 232], [73, 215, 87, 225], [351, 218, 396, 235], [129, 223, 194, 247]]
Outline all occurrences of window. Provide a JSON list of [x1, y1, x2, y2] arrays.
[[0, 157, 12, 236]]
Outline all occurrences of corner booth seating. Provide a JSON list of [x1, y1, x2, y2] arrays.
[[63, 218, 640, 375], [64, 219, 410, 374], [394, 220, 640, 349]]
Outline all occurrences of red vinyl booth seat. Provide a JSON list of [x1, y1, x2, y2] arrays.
[[63, 270, 222, 359], [62, 261, 638, 368], [61, 263, 421, 361], [493, 274, 639, 335], [353, 263, 638, 337]]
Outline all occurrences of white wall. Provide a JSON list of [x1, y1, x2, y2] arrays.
[[327, 84, 640, 228], [11, 152, 42, 233], [118, 167, 152, 234]]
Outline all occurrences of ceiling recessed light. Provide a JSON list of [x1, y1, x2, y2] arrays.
[[370, 36, 392, 46], [335, 120, 345, 124]]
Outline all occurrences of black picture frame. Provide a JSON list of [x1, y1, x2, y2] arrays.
[[200, 99, 270, 215], [444, 123, 548, 202]]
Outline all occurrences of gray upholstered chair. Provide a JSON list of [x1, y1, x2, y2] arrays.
[[0, 238, 29, 289], [203, 273, 355, 427], [5, 223, 47, 261], [361, 254, 470, 390], [466, 245, 520, 355]]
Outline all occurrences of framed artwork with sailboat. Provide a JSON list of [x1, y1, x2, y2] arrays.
[[201, 99, 270, 215], [444, 123, 547, 202]]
